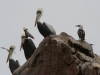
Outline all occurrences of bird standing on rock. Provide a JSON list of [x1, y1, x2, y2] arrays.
[[20, 27, 36, 60], [34, 8, 56, 38], [75, 24, 85, 41], [3, 45, 20, 74]]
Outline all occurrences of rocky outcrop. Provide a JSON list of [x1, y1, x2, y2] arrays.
[[13, 32, 100, 75]]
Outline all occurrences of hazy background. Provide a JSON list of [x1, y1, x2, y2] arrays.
[[0, 0, 100, 74]]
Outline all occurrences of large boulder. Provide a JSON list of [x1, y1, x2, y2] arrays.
[[13, 32, 100, 75]]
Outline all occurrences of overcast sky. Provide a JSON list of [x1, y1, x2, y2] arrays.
[[0, 0, 100, 75]]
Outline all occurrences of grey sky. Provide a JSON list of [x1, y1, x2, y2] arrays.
[[0, 0, 100, 74]]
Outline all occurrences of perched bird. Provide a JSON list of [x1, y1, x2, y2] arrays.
[[20, 27, 36, 60], [34, 8, 56, 38], [5, 45, 20, 74], [75, 24, 85, 41]]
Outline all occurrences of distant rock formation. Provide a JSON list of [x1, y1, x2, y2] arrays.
[[13, 32, 100, 75]]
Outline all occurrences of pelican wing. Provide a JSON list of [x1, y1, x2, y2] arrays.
[[43, 22, 56, 35], [16, 60, 20, 67]]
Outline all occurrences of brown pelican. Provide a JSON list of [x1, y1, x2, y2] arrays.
[[75, 24, 85, 41], [20, 27, 36, 60], [34, 8, 56, 38], [4, 45, 20, 74]]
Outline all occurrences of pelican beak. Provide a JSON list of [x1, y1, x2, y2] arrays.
[[20, 40, 23, 51], [25, 30, 34, 39], [6, 52, 10, 63], [34, 14, 38, 27]]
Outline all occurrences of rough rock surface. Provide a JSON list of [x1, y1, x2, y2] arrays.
[[13, 32, 100, 75]]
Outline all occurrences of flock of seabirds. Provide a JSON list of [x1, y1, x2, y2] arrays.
[[1, 8, 86, 74]]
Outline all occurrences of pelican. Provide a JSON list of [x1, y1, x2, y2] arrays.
[[5, 45, 20, 74], [34, 8, 56, 38], [75, 24, 85, 41], [20, 27, 36, 60]]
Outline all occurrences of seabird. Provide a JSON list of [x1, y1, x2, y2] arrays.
[[34, 8, 56, 38], [5, 45, 20, 74], [20, 27, 36, 60], [75, 24, 85, 41]]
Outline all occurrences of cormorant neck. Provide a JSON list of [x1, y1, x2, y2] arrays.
[[79, 26, 83, 29]]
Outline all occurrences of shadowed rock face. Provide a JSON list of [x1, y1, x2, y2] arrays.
[[13, 32, 100, 75]]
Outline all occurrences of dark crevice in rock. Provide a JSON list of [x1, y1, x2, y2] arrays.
[[73, 44, 94, 58], [31, 53, 41, 67], [78, 66, 83, 75], [63, 58, 75, 66], [68, 39, 94, 58]]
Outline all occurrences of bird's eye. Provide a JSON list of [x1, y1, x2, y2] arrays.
[[36, 11, 41, 14]]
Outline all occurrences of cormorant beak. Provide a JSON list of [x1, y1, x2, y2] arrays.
[[75, 25, 78, 27], [25, 30, 34, 39], [34, 14, 38, 27], [75, 25, 80, 27], [6, 52, 10, 63]]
